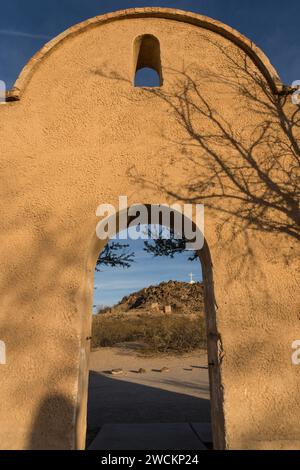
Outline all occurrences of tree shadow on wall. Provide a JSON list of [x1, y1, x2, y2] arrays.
[[93, 36, 300, 277], [90, 47, 300, 449]]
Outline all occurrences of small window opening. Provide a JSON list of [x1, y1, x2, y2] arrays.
[[133, 34, 162, 87]]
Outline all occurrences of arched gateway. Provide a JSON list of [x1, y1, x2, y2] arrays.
[[0, 8, 299, 450]]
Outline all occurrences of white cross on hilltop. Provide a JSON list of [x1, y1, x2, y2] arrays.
[[189, 273, 196, 284]]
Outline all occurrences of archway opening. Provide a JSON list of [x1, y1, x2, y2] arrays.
[[85, 218, 216, 450]]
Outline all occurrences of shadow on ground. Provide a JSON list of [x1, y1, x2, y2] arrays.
[[86, 370, 211, 448]]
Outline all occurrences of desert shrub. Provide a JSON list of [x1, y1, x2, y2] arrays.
[[143, 316, 206, 353], [92, 315, 142, 348], [91, 314, 206, 353]]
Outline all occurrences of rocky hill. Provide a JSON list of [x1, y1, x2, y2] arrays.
[[98, 280, 204, 316]]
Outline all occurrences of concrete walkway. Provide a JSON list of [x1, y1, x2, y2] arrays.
[[89, 422, 211, 450]]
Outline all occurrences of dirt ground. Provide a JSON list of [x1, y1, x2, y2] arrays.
[[87, 344, 211, 446]]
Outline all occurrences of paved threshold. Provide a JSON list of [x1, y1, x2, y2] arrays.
[[89, 422, 208, 450]]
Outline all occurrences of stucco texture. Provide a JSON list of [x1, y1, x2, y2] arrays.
[[0, 8, 299, 450]]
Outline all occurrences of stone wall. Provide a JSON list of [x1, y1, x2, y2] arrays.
[[0, 8, 299, 449]]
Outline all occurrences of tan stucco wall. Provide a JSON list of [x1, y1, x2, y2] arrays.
[[0, 8, 299, 450]]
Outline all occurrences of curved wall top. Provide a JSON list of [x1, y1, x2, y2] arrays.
[[7, 7, 283, 100]]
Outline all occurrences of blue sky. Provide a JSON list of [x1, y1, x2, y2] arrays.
[[0, 0, 299, 89], [1, 1, 298, 306], [93, 233, 201, 309]]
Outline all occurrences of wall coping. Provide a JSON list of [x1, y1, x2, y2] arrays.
[[7, 7, 283, 101]]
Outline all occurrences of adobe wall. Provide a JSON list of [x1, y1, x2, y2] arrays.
[[0, 8, 299, 449]]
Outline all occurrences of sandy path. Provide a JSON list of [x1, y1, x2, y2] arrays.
[[89, 345, 209, 397]]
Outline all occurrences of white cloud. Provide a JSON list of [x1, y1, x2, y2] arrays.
[[94, 279, 152, 291], [0, 29, 51, 40]]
